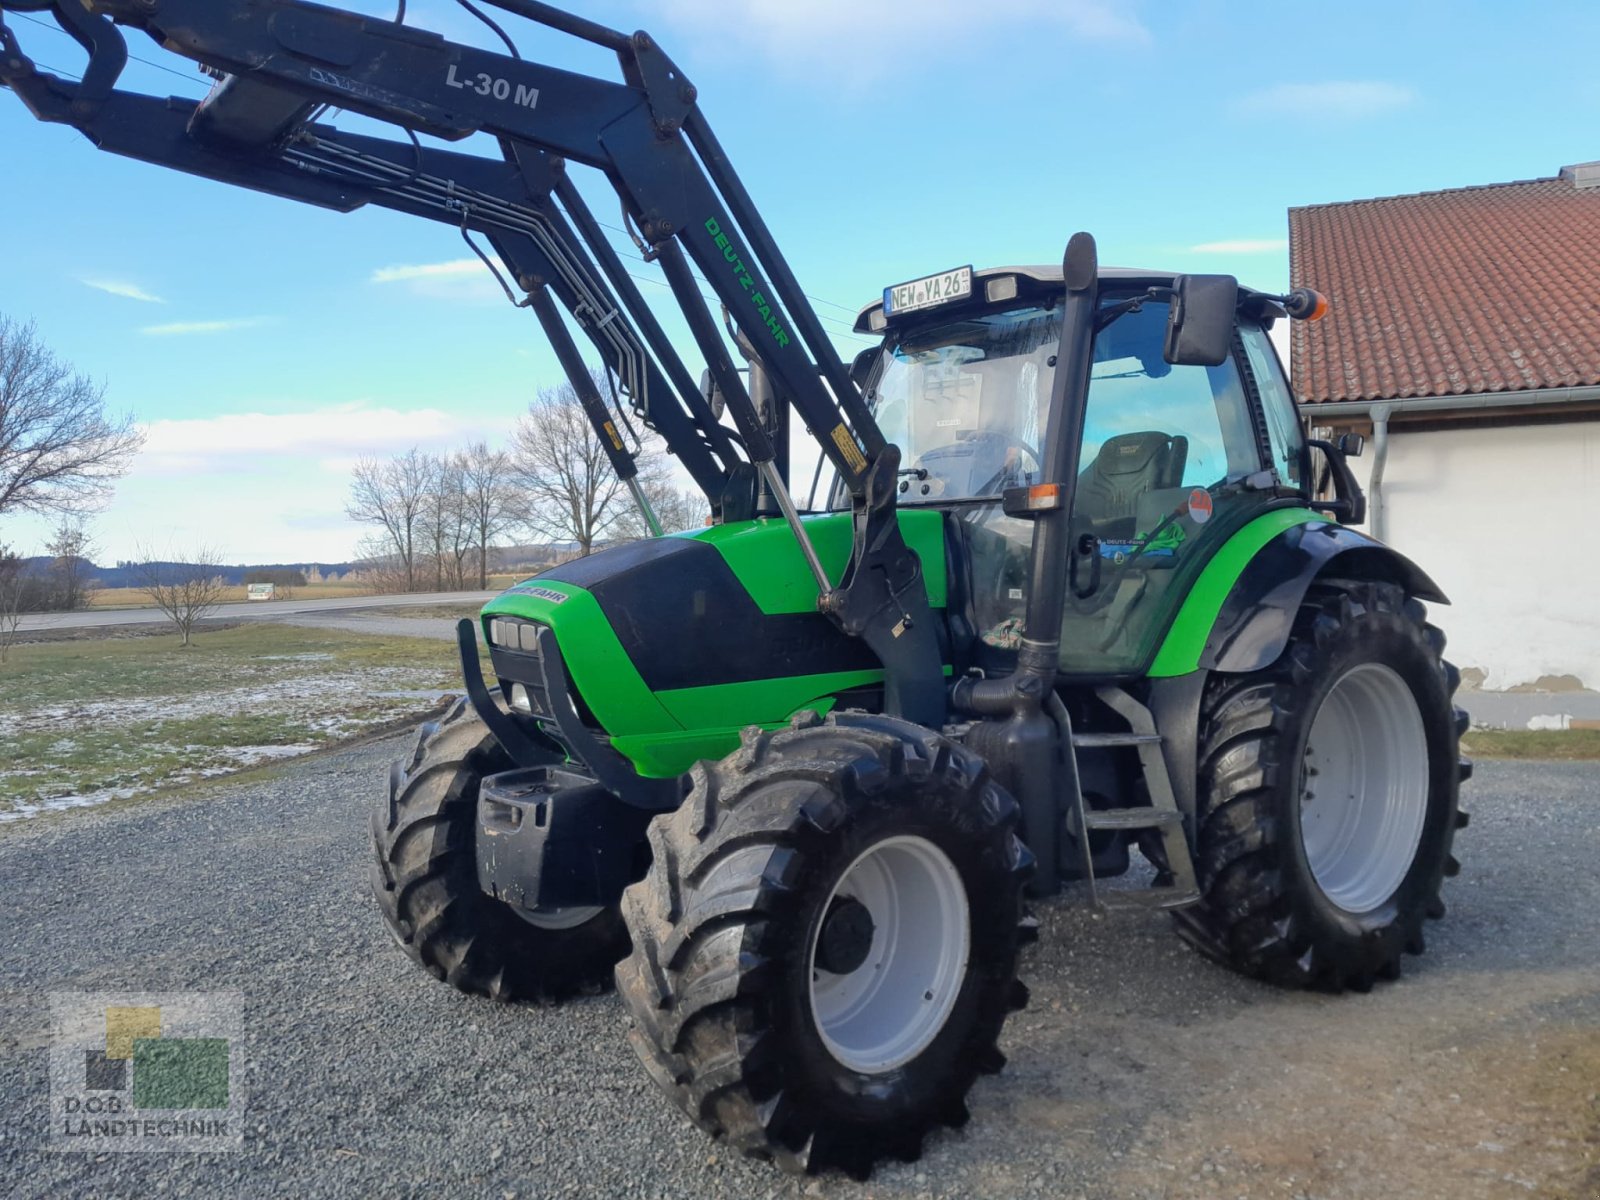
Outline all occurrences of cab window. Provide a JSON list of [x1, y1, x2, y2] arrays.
[[1239, 322, 1305, 487], [862, 306, 1057, 503]]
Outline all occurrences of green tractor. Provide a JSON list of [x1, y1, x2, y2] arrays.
[[375, 256, 1469, 1177], [2, 0, 1468, 1179]]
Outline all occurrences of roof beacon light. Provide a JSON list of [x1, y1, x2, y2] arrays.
[[1284, 287, 1330, 322], [985, 275, 1019, 304]]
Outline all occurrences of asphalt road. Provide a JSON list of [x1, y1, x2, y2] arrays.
[[0, 747, 1595, 1199], [14, 591, 498, 633]]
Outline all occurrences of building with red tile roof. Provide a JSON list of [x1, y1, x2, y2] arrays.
[[1291, 163, 1600, 406], [1287, 163, 1600, 699]]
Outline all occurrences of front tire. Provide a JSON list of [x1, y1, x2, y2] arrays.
[[370, 697, 629, 1001], [616, 712, 1031, 1178], [1176, 579, 1470, 990]]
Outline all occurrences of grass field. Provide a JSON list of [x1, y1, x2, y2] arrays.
[[1460, 728, 1600, 760], [0, 624, 470, 822], [86, 582, 368, 607]]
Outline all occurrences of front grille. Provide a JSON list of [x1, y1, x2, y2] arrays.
[[485, 617, 610, 754], [485, 617, 554, 715]]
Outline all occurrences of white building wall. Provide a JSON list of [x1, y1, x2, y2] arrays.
[[1339, 420, 1600, 691]]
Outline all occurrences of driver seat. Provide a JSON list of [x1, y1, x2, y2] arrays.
[[1075, 431, 1188, 540]]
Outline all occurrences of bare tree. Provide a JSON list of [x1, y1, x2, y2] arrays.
[[645, 483, 710, 535], [46, 518, 96, 611], [418, 452, 473, 590], [0, 316, 143, 517], [130, 546, 228, 647], [459, 440, 522, 588], [347, 448, 429, 591], [512, 369, 663, 557], [0, 545, 24, 663], [351, 534, 412, 595]]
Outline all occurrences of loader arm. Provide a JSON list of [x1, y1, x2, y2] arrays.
[[0, 0, 946, 724]]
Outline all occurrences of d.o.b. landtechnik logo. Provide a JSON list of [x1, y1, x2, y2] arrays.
[[48, 992, 243, 1153]]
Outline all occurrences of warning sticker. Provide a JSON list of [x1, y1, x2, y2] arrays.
[[1187, 488, 1213, 525], [830, 423, 868, 475]]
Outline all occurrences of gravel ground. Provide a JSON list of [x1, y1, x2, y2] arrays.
[[0, 747, 1595, 1199]]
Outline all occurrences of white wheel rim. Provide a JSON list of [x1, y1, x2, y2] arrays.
[[1300, 662, 1430, 914], [808, 835, 969, 1074], [514, 905, 604, 930]]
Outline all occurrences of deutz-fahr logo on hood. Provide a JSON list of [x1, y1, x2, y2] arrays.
[[506, 585, 569, 605]]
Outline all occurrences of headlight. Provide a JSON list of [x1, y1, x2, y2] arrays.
[[487, 617, 543, 652], [985, 274, 1019, 303], [509, 683, 532, 715]]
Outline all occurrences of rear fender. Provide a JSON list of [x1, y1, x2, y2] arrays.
[[1202, 522, 1448, 674]]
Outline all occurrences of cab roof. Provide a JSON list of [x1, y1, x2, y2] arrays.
[[852, 265, 1276, 334]]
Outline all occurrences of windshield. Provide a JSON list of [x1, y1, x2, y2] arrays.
[[859, 306, 1059, 504]]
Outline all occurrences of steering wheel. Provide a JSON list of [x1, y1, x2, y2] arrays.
[[968, 431, 1043, 497]]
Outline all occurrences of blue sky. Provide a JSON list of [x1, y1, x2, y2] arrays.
[[1, 0, 1593, 564]]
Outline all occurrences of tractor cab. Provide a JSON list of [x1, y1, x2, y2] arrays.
[[851, 266, 1310, 676]]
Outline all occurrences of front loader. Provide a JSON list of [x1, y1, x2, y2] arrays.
[[1, 0, 1471, 1178]]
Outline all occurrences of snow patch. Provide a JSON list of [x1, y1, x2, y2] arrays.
[[0, 787, 140, 823], [1, 660, 454, 822], [1526, 714, 1572, 731]]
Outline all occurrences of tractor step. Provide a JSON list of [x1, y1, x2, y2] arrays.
[[1085, 807, 1184, 831], [1063, 687, 1202, 914]]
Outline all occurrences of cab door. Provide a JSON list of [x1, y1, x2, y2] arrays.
[[1054, 300, 1272, 674]]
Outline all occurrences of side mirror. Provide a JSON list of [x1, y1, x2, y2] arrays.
[[1305, 438, 1368, 526], [697, 367, 726, 420], [848, 346, 878, 390], [1337, 432, 1364, 458], [1163, 274, 1238, 367]]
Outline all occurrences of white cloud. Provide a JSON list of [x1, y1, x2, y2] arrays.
[[370, 258, 502, 284], [81, 278, 165, 303], [1237, 81, 1417, 121], [140, 318, 269, 337], [53, 402, 511, 563], [369, 257, 508, 303], [1189, 238, 1288, 254], [649, 0, 1148, 83], [138, 405, 483, 474]]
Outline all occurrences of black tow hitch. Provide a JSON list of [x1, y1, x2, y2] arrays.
[[476, 766, 653, 911]]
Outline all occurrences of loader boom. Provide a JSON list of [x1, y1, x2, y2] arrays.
[[0, 0, 947, 724]]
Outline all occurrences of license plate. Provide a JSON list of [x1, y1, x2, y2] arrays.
[[883, 266, 973, 316]]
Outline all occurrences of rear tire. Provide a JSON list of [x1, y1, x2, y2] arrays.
[[1175, 579, 1470, 990], [370, 697, 629, 1001], [616, 712, 1031, 1178]]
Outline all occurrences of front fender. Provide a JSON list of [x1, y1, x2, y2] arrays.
[[1200, 522, 1448, 673]]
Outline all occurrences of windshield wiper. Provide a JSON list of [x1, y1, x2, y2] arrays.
[[1094, 286, 1174, 334]]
